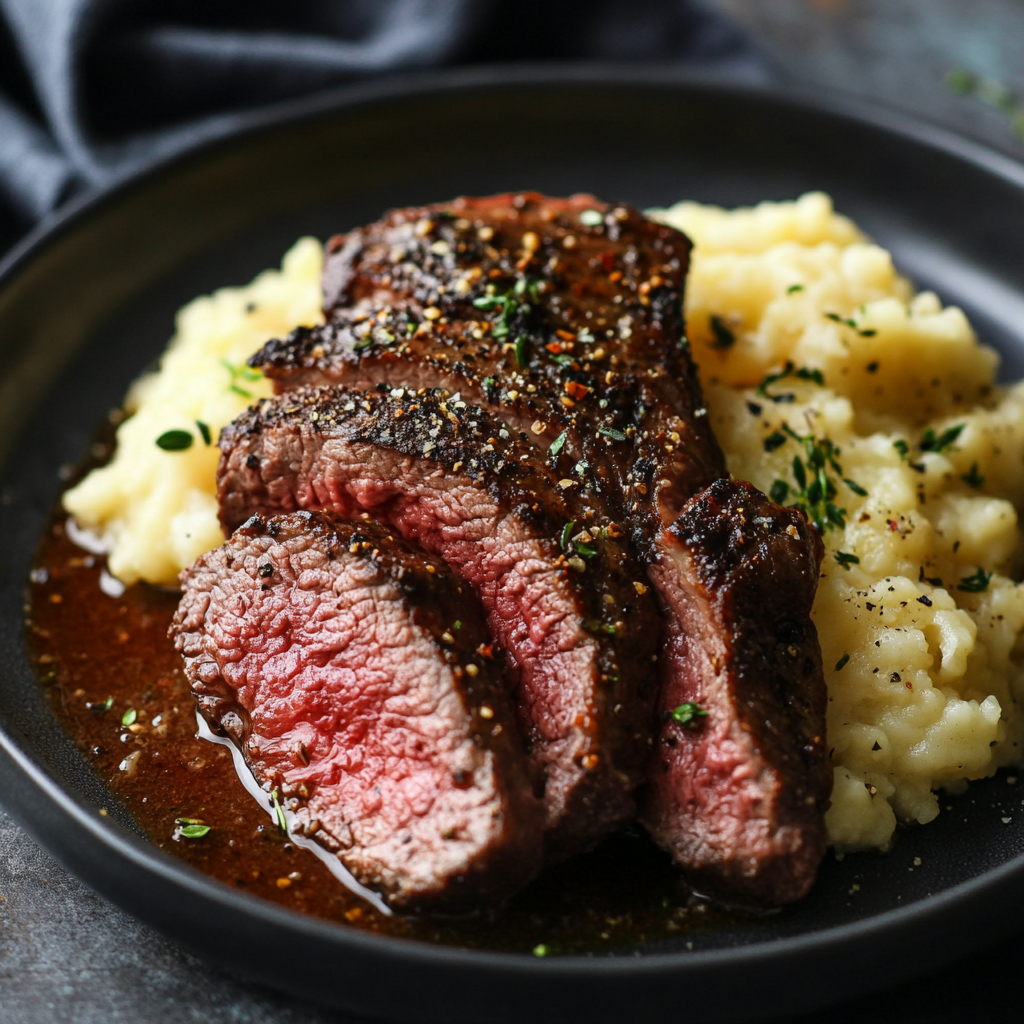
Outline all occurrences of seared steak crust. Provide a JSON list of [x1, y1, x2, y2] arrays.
[[641, 480, 829, 906], [251, 192, 727, 548], [216, 384, 662, 860], [170, 511, 543, 910]]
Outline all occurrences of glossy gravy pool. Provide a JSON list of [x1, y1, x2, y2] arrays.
[[27, 461, 755, 955]]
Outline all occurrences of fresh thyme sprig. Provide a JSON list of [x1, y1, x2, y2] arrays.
[[768, 423, 851, 532]]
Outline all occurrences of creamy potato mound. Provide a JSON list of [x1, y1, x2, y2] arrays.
[[63, 238, 322, 585], [653, 191, 1024, 849], [66, 194, 1024, 851]]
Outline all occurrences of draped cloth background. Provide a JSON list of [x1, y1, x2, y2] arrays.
[[0, 0, 766, 256]]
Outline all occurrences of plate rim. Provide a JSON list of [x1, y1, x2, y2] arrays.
[[2, 61, 1024, 991]]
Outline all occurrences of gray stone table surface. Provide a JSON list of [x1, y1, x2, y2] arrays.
[[9, 4, 1024, 1021]]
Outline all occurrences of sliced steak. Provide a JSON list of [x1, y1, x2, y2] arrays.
[[216, 385, 662, 861], [641, 480, 830, 906], [170, 510, 543, 910], [247, 193, 830, 903], [250, 192, 727, 546]]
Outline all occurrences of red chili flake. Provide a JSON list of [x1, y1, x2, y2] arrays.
[[609, 271, 623, 283], [555, 329, 576, 341], [572, 282, 587, 298], [565, 381, 591, 401], [887, 519, 899, 532], [599, 250, 615, 273]]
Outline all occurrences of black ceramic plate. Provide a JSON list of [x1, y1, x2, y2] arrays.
[[2, 67, 1024, 1024]]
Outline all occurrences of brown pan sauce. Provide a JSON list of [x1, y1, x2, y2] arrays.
[[27, 463, 753, 955]]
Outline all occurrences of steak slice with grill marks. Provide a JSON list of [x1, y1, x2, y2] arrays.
[[216, 385, 662, 862], [170, 511, 544, 910], [642, 480, 830, 906]]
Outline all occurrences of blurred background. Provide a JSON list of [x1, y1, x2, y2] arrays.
[[4, 0, 1024, 259]]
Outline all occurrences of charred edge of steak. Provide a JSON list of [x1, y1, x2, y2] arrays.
[[252, 191, 725, 541], [217, 385, 663, 859], [170, 510, 544, 910], [642, 479, 829, 907]]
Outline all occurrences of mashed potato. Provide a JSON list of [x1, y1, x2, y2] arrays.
[[653, 191, 1024, 849], [63, 238, 322, 584], [66, 194, 1024, 851]]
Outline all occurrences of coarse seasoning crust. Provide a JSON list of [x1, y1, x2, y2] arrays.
[[218, 383, 663, 861], [251, 192, 727, 549]]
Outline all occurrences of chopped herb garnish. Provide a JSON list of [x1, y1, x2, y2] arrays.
[[786, 283, 804, 294], [175, 817, 203, 824], [824, 311, 876, 337], [221, 358, 262, 398], [919, 423, 965, 454], [533, 944, 549, 957], [957, 566, 992, 593], [195, 420, 212, 446], [961, 462, 985, 488], [353, 335, 374, 351], [560, 521, 576, 552], [835, 652, 850, 672], [708, 315, 735, 350], [549, 431, 567, 456], [774, 423, 847, 533], [763, 431, 787, 454], [453, 620, 462, 630], [156, 429, 192, 451], [755, 362, 825, 403], [843, 478, 868, 497], [671, 702, 708, 728], [947, 68, 1024, 140], [88, 696, 113, 715], [834, 551, 860, 571], [514, 334, 528, 369], [121, 708, 137, 727], [579, 209, 604, 227], [549, 353, 575, 367], [179, 824, 211, 839], [482, 376, 497, 391], [598, 425, 627, 441], [893, 439, 910, 460], [271, 788, 288, 833]]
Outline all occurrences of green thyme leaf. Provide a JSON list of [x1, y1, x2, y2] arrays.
[[560, 521, 576, 552], [786, 283, 804, 294], [835, 652, 850, 672], [756, 362, 825, 402], [834, 551, 860, 571], [121, 708, 137, 727], [893, 439, 910, 460], [764, 431, 787, 453], [844, 478, 868, 497], [824, 311, 876, 337], [271, 788, 288, 833], [195, 421, 212, 446], [533, 944, 549, 957], [957, 566, 992, 593], [671, 702, 708, 728], [179, 824, 211, 839], [514, 334, 528, 369], [947, 67, 976, 95], [919, 423, 965, 454], [453, 620, 462, 630], [549, 431, 567, 456], [708, 315, 735, 350], [88, 696, 113, 714], [175, 817, 203, 824], [961, 462, 985, 488], [598, 425, 627, 441], [156, 429, 192, 451]]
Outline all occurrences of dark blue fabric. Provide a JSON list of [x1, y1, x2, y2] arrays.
[[0, 0, 766, 256]]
